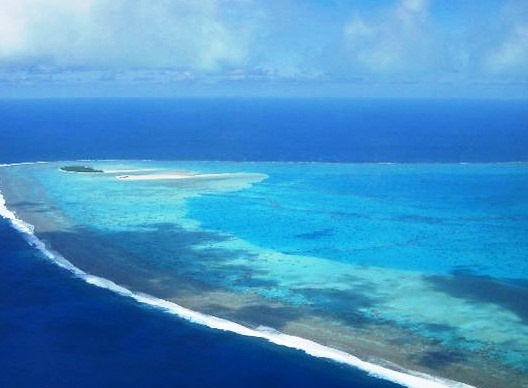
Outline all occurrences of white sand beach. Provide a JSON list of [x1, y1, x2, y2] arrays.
[[117, 172, 251, 181]]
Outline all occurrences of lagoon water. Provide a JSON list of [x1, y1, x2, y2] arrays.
[[1, 99, 528, 387]]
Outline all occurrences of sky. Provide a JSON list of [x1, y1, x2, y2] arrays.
[[0, 0, 527, 98]]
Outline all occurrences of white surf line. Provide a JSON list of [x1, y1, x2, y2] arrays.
[[0, 161, 51, 167], [0, 187, 472, 388]]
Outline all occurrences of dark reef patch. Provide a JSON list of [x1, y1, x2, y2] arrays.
[[296, 286, 383, 327], [425, 273, 528, 324], [414, 350, 467, 369]]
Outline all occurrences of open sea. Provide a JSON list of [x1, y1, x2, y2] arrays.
[[1, 98, 527, 388]]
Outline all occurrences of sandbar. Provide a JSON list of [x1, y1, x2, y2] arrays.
[[117, 172, 258, 181]]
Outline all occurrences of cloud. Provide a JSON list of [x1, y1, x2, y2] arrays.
[[0, 0, 257, 71], [341, 0, 528, 83], [0, 0, 526, 98], [485, 1, 528, 75], [343, 0, 431, 73], [487, 24, 528, 74]]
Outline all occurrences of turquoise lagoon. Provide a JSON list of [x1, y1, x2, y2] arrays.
[[1, 161, 527, 387]]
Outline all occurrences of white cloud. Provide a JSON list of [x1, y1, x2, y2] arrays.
[[343, 0, 431, 73], [487, 24, 528, 73], [0, 0, 256, 71], [0, 0, 526, 94], [485, 3, 528, 76]]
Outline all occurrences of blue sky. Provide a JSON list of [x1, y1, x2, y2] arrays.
[[0, 0, 527, 98]]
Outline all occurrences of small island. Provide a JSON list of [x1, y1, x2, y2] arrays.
[[60, 165, 104, 173]]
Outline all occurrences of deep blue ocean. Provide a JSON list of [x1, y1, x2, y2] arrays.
[[1, 98, 527, 163], [1, 98, 527, 387]]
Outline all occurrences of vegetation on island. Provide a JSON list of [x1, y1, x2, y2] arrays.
[[60, 165, 104, 173]]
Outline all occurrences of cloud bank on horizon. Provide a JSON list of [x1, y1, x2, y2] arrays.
[[0, 0, 527, 97]]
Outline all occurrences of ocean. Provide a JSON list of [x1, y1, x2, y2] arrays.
[[1, 98, 527, 388], [1, 98, 527, 163]]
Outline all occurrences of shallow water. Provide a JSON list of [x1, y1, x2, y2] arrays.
[[1, 160, 528, 387]]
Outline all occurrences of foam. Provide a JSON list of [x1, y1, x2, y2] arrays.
[[0, 161, 50, 167], [0, 181, 471, 388]]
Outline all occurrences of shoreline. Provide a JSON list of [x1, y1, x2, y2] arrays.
[[0, 162, 526, 388]]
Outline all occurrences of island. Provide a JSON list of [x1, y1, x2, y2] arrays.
[[60, 165, 104, 173]]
